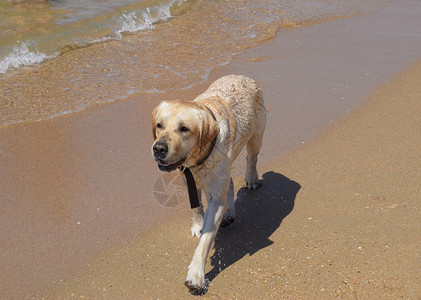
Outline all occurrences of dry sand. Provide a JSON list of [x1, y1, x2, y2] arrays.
[[1, 1, 420, 298]]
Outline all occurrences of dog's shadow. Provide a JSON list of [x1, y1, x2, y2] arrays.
[[206, 171, 300, 284]]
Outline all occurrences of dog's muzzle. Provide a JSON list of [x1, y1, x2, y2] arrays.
[[156, 157, 186, 172], [153, 141, 186, 172], [153, 141, 168, 159]]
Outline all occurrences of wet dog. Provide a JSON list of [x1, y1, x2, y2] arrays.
[[151, 75, 267, 294]]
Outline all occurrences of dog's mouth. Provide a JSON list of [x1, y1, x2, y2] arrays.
[[157, 158, 186, 172]]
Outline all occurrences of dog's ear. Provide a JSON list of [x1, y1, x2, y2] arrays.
[[151, 105, 159, 140], [198, 107, 219, 153]]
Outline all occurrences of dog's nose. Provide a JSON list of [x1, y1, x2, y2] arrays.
[[153, 141, 168, 158]]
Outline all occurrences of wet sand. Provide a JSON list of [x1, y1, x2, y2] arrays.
[[1, 1, 421, 298]]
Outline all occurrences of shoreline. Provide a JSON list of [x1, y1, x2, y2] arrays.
[[1, 1, 420, 298], [2, 0, 387, 126]]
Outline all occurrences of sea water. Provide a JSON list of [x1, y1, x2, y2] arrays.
[[0, 0, 387, 125], [0, 0, 184, 73]]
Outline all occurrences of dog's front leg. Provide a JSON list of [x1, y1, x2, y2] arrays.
[[191, 189, 204, 238], [185, 195, 226, 294]]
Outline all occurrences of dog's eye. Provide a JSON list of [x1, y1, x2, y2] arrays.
[[180, 126, 190, 132], [156, 123, 162, 129]]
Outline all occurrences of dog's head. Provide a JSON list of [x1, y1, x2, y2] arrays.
[[151, 100, 219, 172]]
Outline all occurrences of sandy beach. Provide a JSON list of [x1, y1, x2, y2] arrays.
[[45, 59, 421, 300], [43, 58, 421, 300], [1, 1, 420, 298]]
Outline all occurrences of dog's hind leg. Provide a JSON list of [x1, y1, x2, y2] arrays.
[[221, 178, 235, 227], [245, 107, 266, 189], [191, 189, 204, 238], [245, 131, 264, 190]]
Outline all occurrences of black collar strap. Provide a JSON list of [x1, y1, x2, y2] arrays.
[[179, 166, 200, 209], [179, 134, 217, 209], [179, 104, 217, 209]]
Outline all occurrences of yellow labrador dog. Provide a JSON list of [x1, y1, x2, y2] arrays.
[[151, 75, 267, 294]]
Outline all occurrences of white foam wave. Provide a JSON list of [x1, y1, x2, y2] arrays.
[[0, 43, 56, 74], [0, 0, 185, 74], [115, 0, 184, 36]]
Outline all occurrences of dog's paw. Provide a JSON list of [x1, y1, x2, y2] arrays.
[[184, 279, 209, 295], [190, 224, 202, 238], [245, 180, 261, 190], [220, 216, 235, 228], [245, 173, 261, 190], [185, 266, 207, 295]]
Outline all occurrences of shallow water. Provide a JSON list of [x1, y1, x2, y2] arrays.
[[0, 0, 386, 125], [0, 0, 183, 71]]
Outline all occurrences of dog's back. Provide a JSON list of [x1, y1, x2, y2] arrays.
[[194, 75, 267, 162], [194, 75, 265, 113]]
